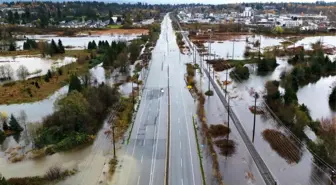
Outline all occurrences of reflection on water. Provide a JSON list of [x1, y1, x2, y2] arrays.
[[212, 57, 334, 185], [297, 76, 336, 120], [0, 85, 68, 123], [291, 35, 336, 50], [17, 34, 140, 50], [0, 56, 76, 81], [204, 35, 284, 60]]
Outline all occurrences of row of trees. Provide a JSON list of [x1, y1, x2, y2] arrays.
[[23, 38, 38, 50], [2, 2, 163, 27]]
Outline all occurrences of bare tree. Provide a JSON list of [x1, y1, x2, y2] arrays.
[[3, 64, 14, 80], [0, 66, 5, 79], [19, 110, 27, 129], [16, 65, 29, 80]]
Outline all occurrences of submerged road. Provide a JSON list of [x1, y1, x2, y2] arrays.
[[112, 13, 203, 185]]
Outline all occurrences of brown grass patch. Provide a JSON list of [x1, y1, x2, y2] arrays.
[[206, 59, 232, 72], [209, 124, 230, 138], [0, 60, 89, 104], [262, 129, 302, 164], [214, 139, 236, 156], [89, 29, 148, 35], [249, 106, 265, 115]]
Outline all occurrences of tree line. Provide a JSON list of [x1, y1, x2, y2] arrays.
[[1, 1, 165, 28]]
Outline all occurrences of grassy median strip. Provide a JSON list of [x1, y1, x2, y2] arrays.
[[192, 116, 207, 185]]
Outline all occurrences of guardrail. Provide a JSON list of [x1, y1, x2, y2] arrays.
[[203, 67, 277, 185], [174, 13, 277, 185]]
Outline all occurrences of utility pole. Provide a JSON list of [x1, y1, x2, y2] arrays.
[[258, 35, 261, 61], [252, 92, 259, 143], [132, 81, 135, 112], [208, 62, 210, 92], [194, 45, 196, 65], [225, 66, 228, 97], [232, 38, 235, 60], [227, 95, 230, 130], [112, 123, 116, 158]]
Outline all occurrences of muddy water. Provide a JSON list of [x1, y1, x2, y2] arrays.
[[0, 56, 76, 81], [17, 34, 140, 50], [0, 63, 115, 184], [0, 117, 113, 185]]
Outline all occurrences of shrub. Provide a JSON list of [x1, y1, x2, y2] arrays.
[[109, 158, 118, 175], [204, 90, 214, 96], [230, 64, 249, 81], [44, 166, 62, 181], [209, 124, 230, 137], [214, 139, 235, 156]]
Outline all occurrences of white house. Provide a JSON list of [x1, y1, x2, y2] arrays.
[[242, 7, 254, 17]]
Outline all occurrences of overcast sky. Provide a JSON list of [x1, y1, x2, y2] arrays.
[[124, 0, 336, 4], [1, 0, 336, 3]]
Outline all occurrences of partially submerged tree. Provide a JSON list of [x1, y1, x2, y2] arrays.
[[9, 114, 23, 132], [16, 65, 29, 80]]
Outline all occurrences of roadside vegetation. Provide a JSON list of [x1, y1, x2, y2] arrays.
[[184, 63, 225, 185], [0, 166, 76, 185]]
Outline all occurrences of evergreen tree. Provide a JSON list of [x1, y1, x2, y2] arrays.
[[0, 175, 10, 185], [50, 39, 58, 55], [68, 75, 82, 93], [14, 11, 20, 22], [58, 39, 65, 53], [92, 40, 97, 49], [2, 121, 9, 131], [47, 69, 52, 79], [116, 16, 122, 23], [9, 114, 23, 132], [8, 42, 16, 51], [23, 42, 29, 50], [88, 41, 92, 50], [0, 130, 5, 143], [109, 17, 115, 25], [7, 10, 14, 24]]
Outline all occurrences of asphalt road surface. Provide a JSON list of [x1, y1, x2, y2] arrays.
[[111, 14, 203, 185]]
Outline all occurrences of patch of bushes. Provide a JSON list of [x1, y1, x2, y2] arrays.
[[7, 166, 76, 185], [109, 158, 118, 175], [204, 90, 214, 96], [209, 124, 230, 138], [230, 64, 249, 81], [257, 58, 278, 75], [214, 139, 235, 157]]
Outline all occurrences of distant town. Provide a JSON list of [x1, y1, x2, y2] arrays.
[[177, 5, 336, 32]]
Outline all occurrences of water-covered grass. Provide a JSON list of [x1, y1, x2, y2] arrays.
[[0, 61, 89, 104]]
